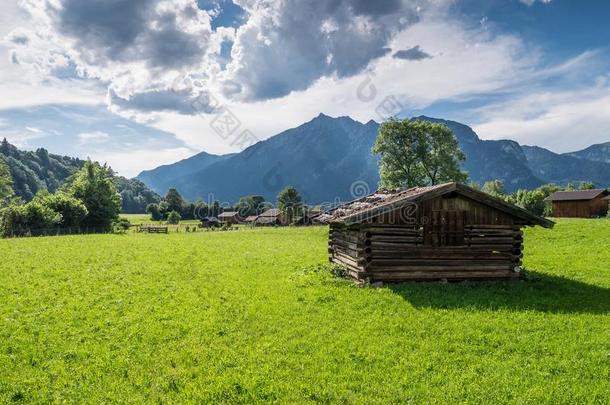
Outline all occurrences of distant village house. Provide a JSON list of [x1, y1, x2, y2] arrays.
[[255, 209, 288, 226], [218, 211, 243, 224], [545, 189, 609, 218]]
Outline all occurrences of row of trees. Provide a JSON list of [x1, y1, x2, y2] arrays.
[[144, 185, 305, 224], [145, 188, 223, 223], [0, 160, 122, 236]]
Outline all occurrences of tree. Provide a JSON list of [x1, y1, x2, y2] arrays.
[[482, 180, 506, 198], [0, 138, 10, 155], [511, 189, 547, 217], [164, 188, 184, 213], [579, 181, 595, 190], [167, 210, 181, 225], [236, 195, 266, 217], [209, 201, 221, 218], [277, 186, 303, 224], [372, 118, 467, 189], [67, 161, 121, 231], [146, 203, 163, 221], [0, 157, 13, 205]]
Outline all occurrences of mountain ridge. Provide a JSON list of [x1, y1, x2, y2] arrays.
[[136, 114, 610, 203]]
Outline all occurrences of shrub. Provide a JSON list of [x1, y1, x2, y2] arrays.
[[146, 203, 163, 221], [0, 201, 60, 237], [167, 211, 181, 225], [35, 192, 88, 227], [114, 218, 131, 233]]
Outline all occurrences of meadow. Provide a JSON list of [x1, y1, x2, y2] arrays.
[[0, 219, 608, 403]]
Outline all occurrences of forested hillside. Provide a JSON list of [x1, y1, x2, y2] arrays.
[[0, 138, 159, 213]]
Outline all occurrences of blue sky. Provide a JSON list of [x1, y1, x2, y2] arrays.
[[0, 0, 609, 177]]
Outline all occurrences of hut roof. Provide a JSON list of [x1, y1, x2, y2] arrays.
[[244, 215, 259, 222], [319, 182, 554, 228], [255, 216, 278, 225], [544, 189, 608, 202], [259, 208, 281, 217], [218, 211, 240, 218]]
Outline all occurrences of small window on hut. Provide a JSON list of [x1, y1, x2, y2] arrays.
[[427, 210, 465, 247]]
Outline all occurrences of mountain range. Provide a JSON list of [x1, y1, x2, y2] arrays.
[[136, 114, 610, 204]]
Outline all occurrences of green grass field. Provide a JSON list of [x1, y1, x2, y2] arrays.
[[0, 219, 609, 403]]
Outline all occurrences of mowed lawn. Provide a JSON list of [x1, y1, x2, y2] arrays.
[[0, 220, 609, 403]]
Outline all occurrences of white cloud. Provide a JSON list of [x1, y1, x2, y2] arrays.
[[78, 131, 110, 144], [92, 147, 197, 177], [151, 17, 541, 152], [473, 82, 610, 152]]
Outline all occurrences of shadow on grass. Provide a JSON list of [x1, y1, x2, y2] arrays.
[[387, 272, 610, 314]]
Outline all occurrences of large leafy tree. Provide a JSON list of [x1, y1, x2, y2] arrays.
[[277, 186, 303, 224], [67, 161, 121, 230], [164, 188, 184, 213], [236, 195, 266, 217], [372, 118, 467, 189]]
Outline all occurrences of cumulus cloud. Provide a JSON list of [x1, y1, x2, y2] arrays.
[[393, 45, 432, 60], [8, 0, 433, 114], [221, 0, 423, 101], [12, 0, 218, 113]]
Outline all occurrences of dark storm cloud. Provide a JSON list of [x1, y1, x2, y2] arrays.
[[48, 0, 209, 68], [109, 88, 216, 115], [393, 45, 433, 61]]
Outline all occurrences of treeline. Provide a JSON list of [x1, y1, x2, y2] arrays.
[[0, 160, 122, 237], [0, 138, 160, 213], [473, 180, 601, 216], [145, 186, 305, 223]]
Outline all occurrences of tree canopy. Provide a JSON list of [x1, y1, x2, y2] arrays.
[[372, 118, 467, 189], [236, 195, 266, 217], [67, 161, 121, 231], [277, 186, 303, 224]]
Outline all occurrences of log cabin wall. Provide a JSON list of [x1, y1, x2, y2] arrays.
[[329, 194, 524, 282]]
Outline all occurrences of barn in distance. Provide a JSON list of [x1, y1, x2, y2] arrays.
[[545, 189, 609, 218], [320, 182, 554, 282]]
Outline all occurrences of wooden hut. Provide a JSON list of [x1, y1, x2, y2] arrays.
[[243, 215, 259, 225], [320, 182, 554, 282], [545, 189, 609, 218], [218, 211, 243, 224], [255, 209, 287, 226]]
